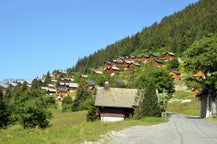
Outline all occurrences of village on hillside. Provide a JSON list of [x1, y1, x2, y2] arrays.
[[33, 51, 205, 102], [1, 51, 206, 101]]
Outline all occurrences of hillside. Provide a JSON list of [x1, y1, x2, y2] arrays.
[[70, 0, 217, 73]]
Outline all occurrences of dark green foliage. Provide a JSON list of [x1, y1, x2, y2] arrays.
[[72, 81, 92, 111], [19, 101, 52, 129], [135, 82, 161, 119], [135, 63, 175, 94], [70, 0, 217, 73], [31, 78, 43, 89], [183, 34, 217, 91], [86, 98, 97, 121], [18, 90, 52, 129], [167, 58, 179, 70], [43, 71, 51, 86], [2, 83, 52, 129], [0, 88, 11, 128], [62, 96, 73, 112], [183, 34, 217, 74], [42, 95, 56, 108]]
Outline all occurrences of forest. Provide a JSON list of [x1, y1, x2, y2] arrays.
[[70, 0, 217, 74]]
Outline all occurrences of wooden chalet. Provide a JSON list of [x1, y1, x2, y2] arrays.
[[80, 75, 88, 80], [191, 88, 199, 98], [69, 83, 78, 92], [60, 78, 72, 85], [69, 72, 76, 78], [85, 79, 96, 87], [105, 66, 120, 74], [94, 70, 103, 75], [169, 70, 181, 80], [123, 60, 134, 68], [192, 70, 206, 79], [154, 59, 163, 67], [117, 56, 125, 61], [103, 61, 112, 68], [51, 80, 57, 86], [128, 56, 136, 61], [57, 88, 68, 97], [162, 52, 175, 60], [135, 55, 149, 62], [95, 86, 138, 122], [149, 54, 158, 60], [47, 84, 56, 94]]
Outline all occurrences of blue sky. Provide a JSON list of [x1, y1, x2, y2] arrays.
[[0, 0, 199, 80]]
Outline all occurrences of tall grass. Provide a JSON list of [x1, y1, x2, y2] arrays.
[[0, 111, 169, 144]]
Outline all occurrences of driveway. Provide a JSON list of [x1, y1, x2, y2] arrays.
[[85, 113, 217, 144]]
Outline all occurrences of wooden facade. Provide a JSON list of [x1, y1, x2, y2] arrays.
[[169, 70, 181, 80], [105, 66, 120, 74], [95, 87, 138, 122]]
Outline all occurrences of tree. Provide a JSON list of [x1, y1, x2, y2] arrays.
[[17, 89, 52, 129], [62, 96, 73, 112], [72, 81, 92, 111], [0, 88, 11, 128], [183, 34, 217, 89], [183, 34, 217, 118], [43, 71, 51, 86], [86, 97, 97, 121], [135, 63, 174, 94], [31, 78, 43, 89], [135, 81, 161, 118], [183, 34, 217, 75], [167, 58, 179, 70]]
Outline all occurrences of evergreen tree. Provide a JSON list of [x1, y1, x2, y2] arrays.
[[0, 88, 11, 128], [31, 78, 43, 89], [135, 81, 161, 119], [62, 96, 73, 112], [43, 71, 51, 86], [167, 58, 179, 70], [86, 97, 97, 121]]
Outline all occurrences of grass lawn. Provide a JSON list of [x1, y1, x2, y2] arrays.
[[167, 90, 201, 116], [0, 111, 169, 144], [167, 100, 200, 116]]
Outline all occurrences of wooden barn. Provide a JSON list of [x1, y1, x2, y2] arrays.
[[169, 70, 181, 80], [95, 86, 138, 122]]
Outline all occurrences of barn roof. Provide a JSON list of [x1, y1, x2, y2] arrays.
[[95, 87, 139, 108]]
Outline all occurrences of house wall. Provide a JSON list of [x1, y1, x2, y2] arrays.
[[98, 107, 134, 122], [200, 94, 217, 118], [101, 116, 124, 122]]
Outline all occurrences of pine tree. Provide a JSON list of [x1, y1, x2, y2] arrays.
[[0, 88, 11, 128], [135, 81, 161, 119]]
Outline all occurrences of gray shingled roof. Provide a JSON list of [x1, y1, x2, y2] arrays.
[[95, 87, 139, 108]]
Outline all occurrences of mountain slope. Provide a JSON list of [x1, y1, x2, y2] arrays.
[[70, 0, 217, 73]]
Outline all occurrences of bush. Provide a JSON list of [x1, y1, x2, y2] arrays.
[[19, 101, 52, 129], [62, 96, 73, 112]]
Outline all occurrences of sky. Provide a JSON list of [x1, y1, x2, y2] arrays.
[[0, 0, 199, 81]]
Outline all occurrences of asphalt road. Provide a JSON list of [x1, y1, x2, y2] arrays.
[[108, 113, 217, 144]]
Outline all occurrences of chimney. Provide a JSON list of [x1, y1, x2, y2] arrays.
[[104, 81, 110, 90]]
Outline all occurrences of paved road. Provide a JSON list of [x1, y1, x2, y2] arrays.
[[108, 113, 217, 144]]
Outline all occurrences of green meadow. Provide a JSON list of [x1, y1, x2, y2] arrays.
[[167, 90, 201, 116], [0, 111, 169, 144]]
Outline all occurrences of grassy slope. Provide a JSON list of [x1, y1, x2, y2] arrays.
[[167, 90, 201, 116], [0, 111, 169, 144]]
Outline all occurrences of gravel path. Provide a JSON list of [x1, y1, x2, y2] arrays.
[[84, 113, 217, 144]]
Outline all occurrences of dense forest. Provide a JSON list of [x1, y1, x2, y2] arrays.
[[70, 0, 217, 73]]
